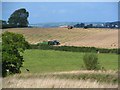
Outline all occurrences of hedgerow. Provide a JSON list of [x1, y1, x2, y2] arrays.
[[29, 44, 119, 54]]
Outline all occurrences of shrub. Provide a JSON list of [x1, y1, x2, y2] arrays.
[[83, 53, 101, 70]]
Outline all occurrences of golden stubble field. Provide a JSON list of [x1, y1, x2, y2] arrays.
[[3, 28, 118, 48]]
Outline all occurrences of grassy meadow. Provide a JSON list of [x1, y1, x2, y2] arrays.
[[21, 49, 118, 73]]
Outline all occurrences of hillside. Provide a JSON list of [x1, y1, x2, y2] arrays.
[[3, 28, 118, 49]]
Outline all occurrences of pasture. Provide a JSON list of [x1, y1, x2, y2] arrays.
[[21, 49, 118, 73]]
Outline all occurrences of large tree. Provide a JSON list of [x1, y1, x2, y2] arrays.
[[2, 32, 29, 77], [8, 8, 29, 27]]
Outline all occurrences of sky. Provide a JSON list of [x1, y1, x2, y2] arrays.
[[2, 2, 118, 24], [1, 0, 119, 2]]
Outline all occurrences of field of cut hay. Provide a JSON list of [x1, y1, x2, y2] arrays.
[[3, 28, 118, 48]]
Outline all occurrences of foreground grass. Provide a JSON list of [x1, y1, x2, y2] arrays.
[[53, 73, 118, 84], [21, 49, 118, 73], [11, 71, 118, 84], [3, 71, 118, 88]]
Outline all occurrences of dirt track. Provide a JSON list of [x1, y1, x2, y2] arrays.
[[3, 28, 118, 48]]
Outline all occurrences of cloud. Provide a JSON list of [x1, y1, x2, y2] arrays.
[[51, 9, 67, 14]]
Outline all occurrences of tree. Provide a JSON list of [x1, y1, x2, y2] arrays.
[[2, 32, 29, 77], [74, 23, 85, 28], [89, 24, 93, 28], [8, 8, 29, 27], [80, 23, 85, 28]]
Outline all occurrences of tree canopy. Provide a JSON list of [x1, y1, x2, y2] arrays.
[[2, 32, 29, 77], [8, 8, 29, 27]]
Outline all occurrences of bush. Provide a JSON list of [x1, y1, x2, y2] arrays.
[[2, 32, 29, 77], [83, 53, 101, 70]]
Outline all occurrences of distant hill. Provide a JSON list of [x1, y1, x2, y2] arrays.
[[108, 21, 120, 26], [29, 22, 79, 28], [29, 22, 106, 28], [29, 21, 119, 28]]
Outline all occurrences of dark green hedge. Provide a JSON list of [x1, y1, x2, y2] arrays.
[[29, 44, 119, 54]]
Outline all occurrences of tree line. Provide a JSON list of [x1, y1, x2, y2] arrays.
[[74, 22, 120, 29]]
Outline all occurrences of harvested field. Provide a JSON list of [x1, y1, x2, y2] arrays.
[[3, 28, 118, 48]]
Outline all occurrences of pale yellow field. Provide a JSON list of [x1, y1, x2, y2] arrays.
[[3, 28, 118, 48], [3, 77, 117, 88], [2, 70, 118, 88]]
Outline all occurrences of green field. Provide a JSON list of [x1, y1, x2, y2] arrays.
[[21, 49, 118, 73]]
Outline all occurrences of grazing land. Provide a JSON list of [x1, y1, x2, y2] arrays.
[[21, 49, 118, 73], [3, 28, 118, 48]]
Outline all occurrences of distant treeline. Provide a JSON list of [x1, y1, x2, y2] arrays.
[[0, 20, 26, 29], [74, 21, 120, 29], [1, 8, 120, 29], [29, 44, 119, 54]]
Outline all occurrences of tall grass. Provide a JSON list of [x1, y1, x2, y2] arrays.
[[3, 72, 118, 88]]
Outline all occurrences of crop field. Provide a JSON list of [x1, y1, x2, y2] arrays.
[[3, 28, 118, 48]]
